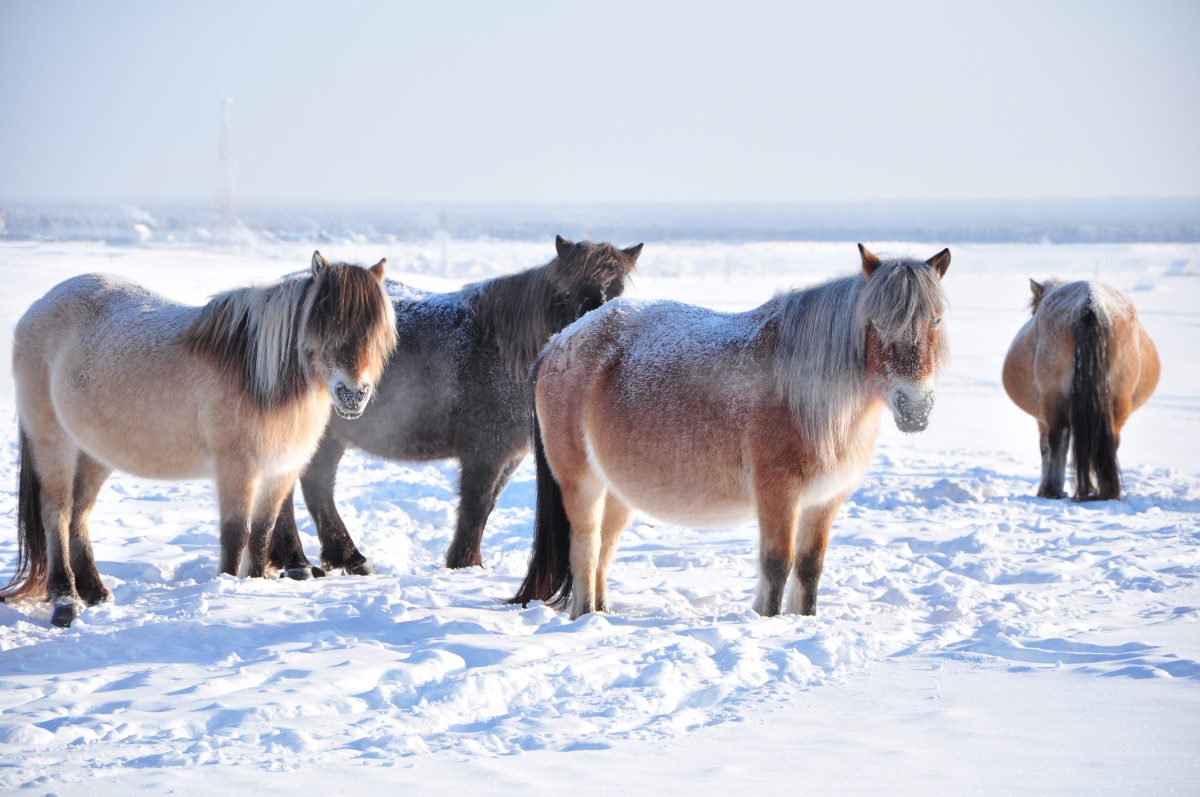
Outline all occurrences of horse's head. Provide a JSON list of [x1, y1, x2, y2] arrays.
[[858, 244, 950, 434], [303, 251, 398, 420], [549, 235, 642, 320], [1027, 278, 1063, 314]]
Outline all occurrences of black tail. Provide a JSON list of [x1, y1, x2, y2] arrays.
[[0, 430, 48, 602], [508, 364, 573, 609], [1070, 304, 1121, 501]]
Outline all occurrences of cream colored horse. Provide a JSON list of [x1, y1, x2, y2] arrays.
[[2, 252, 397, 627], [511, 245, 951, 619], [1003, 279, 1159, 501]]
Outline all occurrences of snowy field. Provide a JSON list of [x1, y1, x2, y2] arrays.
[[0, 239, 1197, 794]]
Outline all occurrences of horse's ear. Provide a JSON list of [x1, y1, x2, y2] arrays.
[[1030, 278, 1045, 301], [858, 243, 881, 278], [622, 242, 644, 263], [555, 235, 573, 258], [926, 248, 951, 279], [369, 258, 386, 282], [312, 251, 330, 278]]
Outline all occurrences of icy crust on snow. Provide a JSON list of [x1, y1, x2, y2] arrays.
[[0, 241, 1197, 789]]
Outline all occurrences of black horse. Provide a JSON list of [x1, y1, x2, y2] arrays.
[[268, 236, 642, 574]]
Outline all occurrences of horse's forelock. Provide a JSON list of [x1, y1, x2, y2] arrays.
[[858, 259, 946, 346], [552, 241, 634, 290], [307, 263, 397, 372]]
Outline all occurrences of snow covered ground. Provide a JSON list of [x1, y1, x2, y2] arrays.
[[0, 239, 1197, 794]]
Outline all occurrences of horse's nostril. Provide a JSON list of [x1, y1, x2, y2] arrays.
[[335, 384, 370, 406]]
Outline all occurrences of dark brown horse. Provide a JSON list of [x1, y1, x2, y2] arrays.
[[511, 245, 950, 619], [1002, 279, 1159, 501], [268, 236, 641, 576]]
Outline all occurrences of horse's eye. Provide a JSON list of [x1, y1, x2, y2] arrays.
[[930, 316, 942, 328]]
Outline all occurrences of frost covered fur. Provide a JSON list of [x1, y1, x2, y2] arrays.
[[513, 245, 950, 620], [266, 236, 641, 574]]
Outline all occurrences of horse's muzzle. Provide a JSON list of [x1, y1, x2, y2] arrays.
[[890, 388, 934, 434], [333, 383, 371, 420]]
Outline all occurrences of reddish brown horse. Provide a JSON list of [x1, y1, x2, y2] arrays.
[[511, 245, 950, 619], [1003, 279, 1159, 501]]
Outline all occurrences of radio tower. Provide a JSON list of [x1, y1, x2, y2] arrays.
[[216, 95, 237, 233]]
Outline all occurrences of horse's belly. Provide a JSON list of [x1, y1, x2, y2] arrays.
[[68, 419, 213, 479], [55, 395, 213, 479], [583, 433, 755, 528], [628, 495, 756, 529]]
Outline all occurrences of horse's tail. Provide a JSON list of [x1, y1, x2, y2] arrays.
[[1070, 301, 1121, 501], [508, 360, 573, 609], [0, 429, 48, 602]]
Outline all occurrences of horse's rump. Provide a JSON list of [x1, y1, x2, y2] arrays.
[[1005, 279, 1157, 502]]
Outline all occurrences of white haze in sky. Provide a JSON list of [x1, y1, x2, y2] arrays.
[[1, 0, 1198, 203]]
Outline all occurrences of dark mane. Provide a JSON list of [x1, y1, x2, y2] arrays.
[[467, 242, 635, 378]]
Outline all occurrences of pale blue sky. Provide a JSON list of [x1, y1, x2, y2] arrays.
[[1, 0, 1197, 202]]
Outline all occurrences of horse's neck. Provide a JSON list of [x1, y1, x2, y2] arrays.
[[468, 266, 559, 376], [766, 298, 875, 464]]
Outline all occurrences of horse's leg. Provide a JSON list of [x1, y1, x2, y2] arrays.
[[15, 370, 85, 625], [595, 494, 633, 613], [27, 430, 81, 627], [786, 492, 847, 616], [563, 478, 605, 620], [68, 452, 113, 607], [216, 463, 256, 576], [446, 453, 521, 569], [297, 434, 369, 575], [1037, 399, 1070, 499], [751, 479, 800, 617], [245, 474, 299, 579], [27, 444, 79, 625], [267, 487, 324, 580]]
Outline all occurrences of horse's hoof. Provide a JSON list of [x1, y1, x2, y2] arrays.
[[282, 566, 314, 581], [311, 566, 326, 579], [50, 603, 79, 628], [445, 550, 483, 570], [345, 562, 374, 577]]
